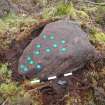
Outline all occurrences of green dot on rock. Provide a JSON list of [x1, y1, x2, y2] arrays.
[[20, 64, 28, 73], [36, 64, 41, 69], [29, 60, 35, 65], [53, 44, 58, 48], [50, 35, 54, 40], [23, 67, 28, 72], [42, 35, 47, 39], [60, 48, 67, 52], [20, 64, 25, 69], [33, 50, 40, 56], [45, 48, 51, 53], [36, 64, 43, 72], [27, 56, 32, 61], [35, 44, 41, 48], [61, 40, 66, 44]]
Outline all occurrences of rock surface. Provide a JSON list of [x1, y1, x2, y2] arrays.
[[18, 20, 95, 79]]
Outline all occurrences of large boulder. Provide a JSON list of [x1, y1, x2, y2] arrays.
[[18, 20, 95, 79]]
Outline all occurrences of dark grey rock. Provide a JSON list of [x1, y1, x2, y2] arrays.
[[18, 20, 96, 79]]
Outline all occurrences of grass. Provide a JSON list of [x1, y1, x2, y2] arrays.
[[43, 2, 90, 23], [0, 13, 38, 49], [43, 2, 76, 19], [0, 63, 41, 105], [0, 13, 38, 33]]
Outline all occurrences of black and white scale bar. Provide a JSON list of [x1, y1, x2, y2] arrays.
[[31, 72, 72, 84]]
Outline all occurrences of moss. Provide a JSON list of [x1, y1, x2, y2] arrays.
[[90, 28, 105, 43], [0, 83, 19, 97], [0, 64, 11, 80], [94, 32, 105, 42], [75, 10, 90, 22], [0, 63, 41, 105]]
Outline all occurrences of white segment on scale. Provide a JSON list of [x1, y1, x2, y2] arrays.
[[31, 79, 40, 84], [64, 72, 72, 77], [48, 76, 57, 80]]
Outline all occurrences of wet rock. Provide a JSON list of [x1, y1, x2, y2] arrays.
[[57, 80, 68, 86], [18, 20, 96, 79]]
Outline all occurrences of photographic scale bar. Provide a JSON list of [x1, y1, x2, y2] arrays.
[[31, 72, 72, 84]]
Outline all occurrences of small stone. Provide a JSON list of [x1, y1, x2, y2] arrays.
[[57, 80, 67, 86]]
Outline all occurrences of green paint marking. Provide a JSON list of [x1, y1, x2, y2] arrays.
[[53, 44, 58, 48], [61, 40, 66, 44], [20, 64, 25, 69], [60, 48, 67, 52], [50, 35, 54, 40], [20, 64, 28, 73], [33, 50, 40, 56], [23, 67, 28, 72], [35, 44, 41, 48], [45, 48, 51, 53], [36, 64, 43, 72], [42, 35, 47, 39], [36, 64, 41, 69], [29, 60, 35, 65], [27, 56, 32, 61]]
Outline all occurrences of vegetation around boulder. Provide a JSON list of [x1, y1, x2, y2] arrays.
[[0, 0, 105, 105]]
